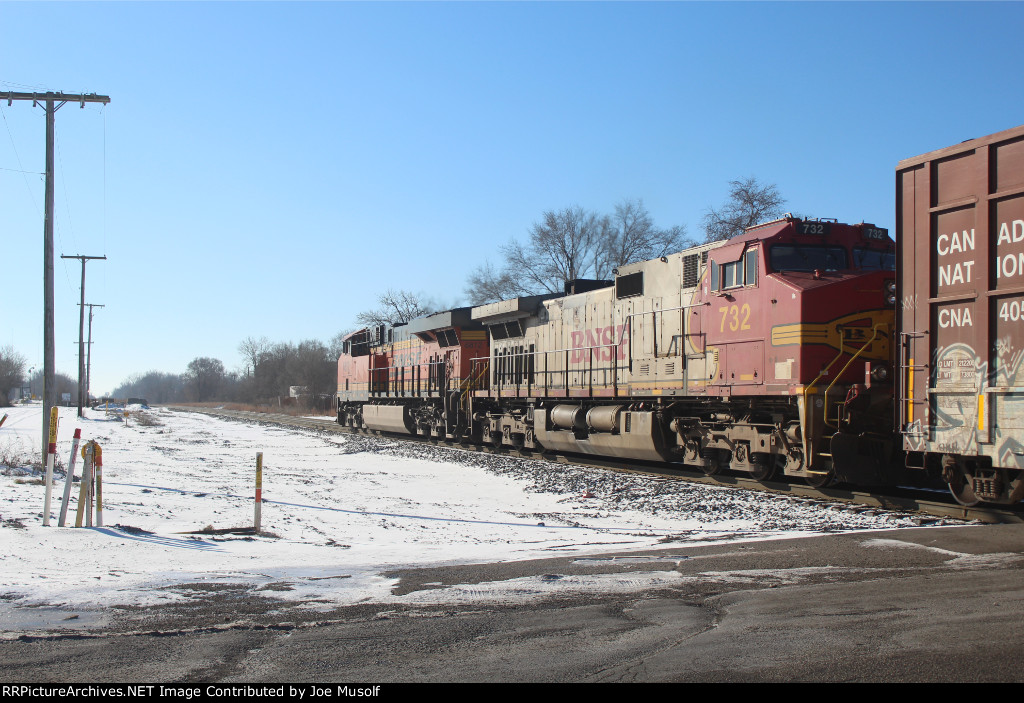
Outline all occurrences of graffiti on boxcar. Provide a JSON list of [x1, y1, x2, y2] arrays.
[[927, 342, 986, 455], [993, 335, 1024, 386]]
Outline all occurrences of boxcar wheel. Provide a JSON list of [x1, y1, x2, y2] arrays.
[[943, 456, 980, 507]]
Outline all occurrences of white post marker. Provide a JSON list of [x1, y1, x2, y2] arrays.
[[58, 428, 83, 526], [75, 442, 94, 528], [93, 443, 103, 527], [254, 452, 263, 533], [42, 406, 59, 526]]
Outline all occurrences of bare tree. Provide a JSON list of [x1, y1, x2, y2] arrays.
[[504, 206, 612, 295], [0, 346, 26, 406], [185, 357, 225, 402], [598, 199, 692, 278], [238, 336, 271, 378], [287, 339, 336, 408], [465, 201, 690, 305], [113, 371, 185, 404], [702, 177, 786, 242], [29, 368, 77, 402], [464, 260, 530, 306], [356, 289, 434, 328], [327, 329, 354, 361]]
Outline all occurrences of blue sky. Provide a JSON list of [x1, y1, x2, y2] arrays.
[[2, 1, 1023, 395]]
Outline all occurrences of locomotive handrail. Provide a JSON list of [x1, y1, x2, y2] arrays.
[[800, 323, 887, 469], [472, 301, 708, 362], [618, 301, 709, 369], [468, 300, 710, 397], [821, 323, 887, 430], [471, 347, 621, 397], [368, 358, 448, 397]]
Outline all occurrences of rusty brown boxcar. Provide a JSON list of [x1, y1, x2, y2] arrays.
[[897, 123, 1024, 504]]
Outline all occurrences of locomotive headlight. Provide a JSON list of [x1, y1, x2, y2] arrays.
[[870, 363, 891, 383], [884, 279, 897, 305]]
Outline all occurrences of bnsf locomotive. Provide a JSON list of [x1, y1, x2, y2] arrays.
[[337, 123, 1024, 506]]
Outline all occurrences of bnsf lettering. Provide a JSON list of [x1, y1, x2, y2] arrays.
[[570, 326, 627, 363], [938, 307, 973, 328]]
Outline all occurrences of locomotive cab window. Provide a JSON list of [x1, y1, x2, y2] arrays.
[[744, 248, 758, 286], [722, 261, 743, 289], [717, 249, 758, 290], [853, 247, 896, 271], [770, 244, 849, 272]]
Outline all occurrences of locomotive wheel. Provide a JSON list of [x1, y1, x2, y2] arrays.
[[701, 461, 723, 477], [805, 467, 835, 489], [749, 456, 778, 482], [700, 449, 728, 476]]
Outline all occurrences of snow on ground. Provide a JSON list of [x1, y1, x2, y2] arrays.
[[0, 403, 924, 614]]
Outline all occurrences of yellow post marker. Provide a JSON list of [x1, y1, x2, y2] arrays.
[[254, 452, 263, 533], [43, 406, 59, 526]]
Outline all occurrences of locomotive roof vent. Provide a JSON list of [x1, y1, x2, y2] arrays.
[[564, 278, 613, 295], [744, 213, 797, 232]]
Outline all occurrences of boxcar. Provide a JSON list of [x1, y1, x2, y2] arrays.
[[897, 123, 1024, 504]]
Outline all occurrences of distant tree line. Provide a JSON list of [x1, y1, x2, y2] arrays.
[[0, 346, 28, 407], [0, 345, 82, 408], [111, 333, 347, 409]]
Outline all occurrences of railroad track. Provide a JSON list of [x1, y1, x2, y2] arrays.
[[164, 406, 1024, 526]]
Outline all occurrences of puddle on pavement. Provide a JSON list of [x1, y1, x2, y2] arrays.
[[572, 555, 689, 566], [0, 603, 109, 634]]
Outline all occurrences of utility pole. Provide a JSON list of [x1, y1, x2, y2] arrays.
[[84, 303, 104, 404], [1, 91, 111, 456], [62, 255, 106, 417]]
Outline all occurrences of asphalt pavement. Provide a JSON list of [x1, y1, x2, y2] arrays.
[[3, 523, 1023, 682]]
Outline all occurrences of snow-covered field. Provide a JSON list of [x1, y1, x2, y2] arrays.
[[0, 403, 923, 614]]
